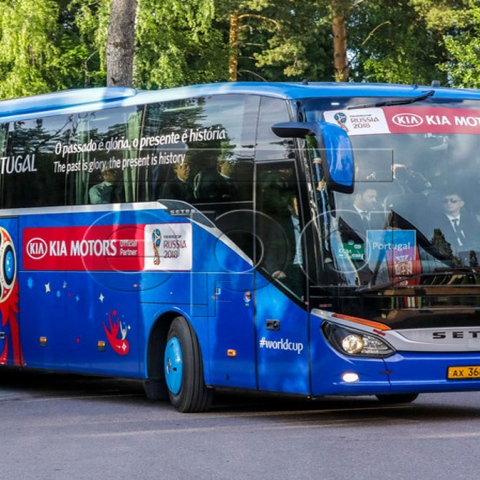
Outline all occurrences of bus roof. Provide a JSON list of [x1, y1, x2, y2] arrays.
[[0, 82, 479, 121]]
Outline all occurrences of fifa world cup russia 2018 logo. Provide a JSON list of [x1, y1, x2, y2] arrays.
[[334, 112, 349, 132], [0, 227, 23, 366], [152, 228, 162, 265]]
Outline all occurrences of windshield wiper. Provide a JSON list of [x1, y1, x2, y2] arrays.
[[356, 268, 480, 293], [348, 90, 435, 110]]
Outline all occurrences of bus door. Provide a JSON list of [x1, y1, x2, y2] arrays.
[[0, 216, 23, 367], [202, 208, 257, 390], [254, 162, 310, 395]]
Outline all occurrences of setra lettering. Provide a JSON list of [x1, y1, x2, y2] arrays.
[[432, 331, 480, 340]]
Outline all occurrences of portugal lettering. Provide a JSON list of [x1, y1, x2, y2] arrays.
[[0, 154, 37, 174]]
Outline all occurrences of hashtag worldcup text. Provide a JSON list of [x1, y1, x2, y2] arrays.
[[259, 337, 304, 354]]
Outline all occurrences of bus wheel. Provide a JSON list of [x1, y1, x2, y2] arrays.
[[375, 393, 419, 404], [164, 316, 213, 413]]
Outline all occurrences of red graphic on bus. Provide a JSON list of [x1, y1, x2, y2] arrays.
[[103, 310, 130, 355], [0, 228, 23, 366]]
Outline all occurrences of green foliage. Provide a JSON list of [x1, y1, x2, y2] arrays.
[[0, 0, 61, 97], [214, 0, 334, 81], [0, 0, 479, 98], [135, 0, 227, 88], [410, 0, 480, 88], [0, 0, 109, 99], [410, 0, 477, 31], [440, 8, 480, 88], [69, 0, 110, 87], [348, 0, 448, 85]]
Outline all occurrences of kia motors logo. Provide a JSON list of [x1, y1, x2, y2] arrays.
[[392, 113, 423, 127], [26, 238, 48, 260]]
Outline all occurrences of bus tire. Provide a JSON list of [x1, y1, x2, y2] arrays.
[[164, 316, 213, 413], [375, 393, 419, 404]]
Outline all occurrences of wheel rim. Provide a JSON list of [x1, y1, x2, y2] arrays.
[[164, 336, 183, 394]]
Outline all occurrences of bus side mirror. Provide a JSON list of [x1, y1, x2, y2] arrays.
[[272, 121, 355, 194]]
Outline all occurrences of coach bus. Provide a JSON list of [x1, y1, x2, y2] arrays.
[[1, 82, 480, 412]]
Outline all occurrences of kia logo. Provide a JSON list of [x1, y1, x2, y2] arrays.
[[26, 238, 48, 260], [392, 113, 423, 127]]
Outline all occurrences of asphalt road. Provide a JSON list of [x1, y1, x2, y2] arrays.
[[1, 369, 480, 480]]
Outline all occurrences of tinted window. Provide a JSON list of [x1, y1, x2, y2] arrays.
[[0, 94, 259, 211], [2, 115, 73, 208], [255, 97, 292, 161]]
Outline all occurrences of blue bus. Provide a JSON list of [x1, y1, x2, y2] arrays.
[[1, 81, 480, 412]]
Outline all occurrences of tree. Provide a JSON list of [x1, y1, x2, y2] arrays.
[[0, 0, 90, 99], [216, 0, 335, 82], [331, 0, 350, 81], [106, 0, 137, 87], [410, 0, 480, 87], [348, 0, 449, 85], [134, 0, 226, 88], [442, 21, 480, 88], [70, 0, 110, 87], [1, 0, 479, 98]]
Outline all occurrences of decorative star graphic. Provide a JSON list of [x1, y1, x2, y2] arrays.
[[45, 283, 51, 293], [99, 293, 105, 303]]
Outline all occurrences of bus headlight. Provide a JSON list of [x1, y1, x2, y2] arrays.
[[342, 334, 364, 354], [322, 322, 395, 358]]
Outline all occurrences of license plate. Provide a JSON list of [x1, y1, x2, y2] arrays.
[[447, 366, 480, 380]]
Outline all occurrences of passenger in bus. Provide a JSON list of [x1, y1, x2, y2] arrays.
[[193, 151, 236, 202], [217, 156, 240, 201], [259, 186, 305, 298], [430, 191, 480, 253], [391, 164, 432, 194], [339, 185, 380, 235], [337, 185, 380, 285], [89, 168, 123, 204], [159, 156, 195, 202], [271, 194, 305, 297]]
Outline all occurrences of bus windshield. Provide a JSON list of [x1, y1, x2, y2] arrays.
[[303, 98, 480, 288]]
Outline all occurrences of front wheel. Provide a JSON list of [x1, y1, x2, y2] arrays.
[[375, 393, 419, 404], [164, 316, 213, 412]]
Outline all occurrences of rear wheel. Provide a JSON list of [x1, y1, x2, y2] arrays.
[[376, 393, 419, 404], [164, 316, 213, 412]]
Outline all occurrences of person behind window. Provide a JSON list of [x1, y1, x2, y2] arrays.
[[89, 168, 123, 204], [217, 156, 240, 201], [392, 164, 432, 194], [258, 177, 305, 298], [431, 192, 480, 253], [337, 185, 380, 285], [270, 194, 305, 297], [340, 185, 379, 234], [160, 155, 195, 202], [193, 150, 235, 202]]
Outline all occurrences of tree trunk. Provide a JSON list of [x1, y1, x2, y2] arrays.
[[331, 0, 349, 82], [229, 12, 240, 82], [106, 0, 137, 87]]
